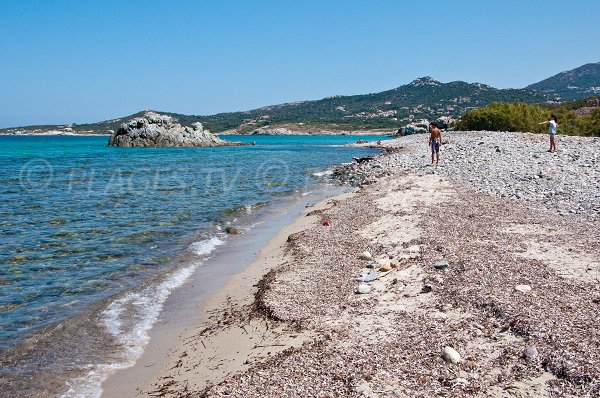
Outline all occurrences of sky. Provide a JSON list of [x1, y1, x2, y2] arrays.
[[1, 0, 599, 128]]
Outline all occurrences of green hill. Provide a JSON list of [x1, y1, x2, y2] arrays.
[[2, 62, 599, 135], [526, 62, 600, 98]]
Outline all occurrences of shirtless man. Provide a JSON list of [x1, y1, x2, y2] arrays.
[[428, 122, 442, 165]]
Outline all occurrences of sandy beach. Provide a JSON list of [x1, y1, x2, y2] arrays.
[[102, 131, 599, 397]]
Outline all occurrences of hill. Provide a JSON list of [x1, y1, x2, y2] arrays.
[[526, 62, 600, 98], [2, 62, 599, 135]]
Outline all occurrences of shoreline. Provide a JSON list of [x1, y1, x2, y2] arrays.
[[104, 130, 599, 397], [99, 185, 356, 397]]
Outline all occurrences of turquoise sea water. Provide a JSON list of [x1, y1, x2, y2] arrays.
[[0, 134, 385, 396]]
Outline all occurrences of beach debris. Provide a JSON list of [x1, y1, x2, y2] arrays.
[[379, 263, 392, 272], [377, 258, 392, 272], [434, 260, 449, 270], [514, 284, 532, 293], [357, 272, 380, 283], [359, 251, 373, 261], [442, 346, 462, 364], [355, 283, 372, 294], [322, 219, 330, 226], [522, 346, 539, 360], [225, 227, 240, 235], [452, 377, 470, 387]]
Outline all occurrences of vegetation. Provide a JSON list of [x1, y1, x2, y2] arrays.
[[527, 62, 600, 97], [456, 98, 600, 137], [1, 62, 597, 135]]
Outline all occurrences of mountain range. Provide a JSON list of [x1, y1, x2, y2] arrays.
[[2, 62, 599, 135]]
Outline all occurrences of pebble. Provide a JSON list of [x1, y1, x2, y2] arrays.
[[514, 284, 532, 293], [434, 260, 449, 270], [522, 346, 539, 360], [355, 283, 372, 294], [335, 132, 599, 222], [442, 346, 462, 363], [359, 251, 373, 261]]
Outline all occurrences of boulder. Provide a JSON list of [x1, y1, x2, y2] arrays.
[[401, 119, 430, 135], [108, 112, 244, 148], [435, 116, 455, 129]]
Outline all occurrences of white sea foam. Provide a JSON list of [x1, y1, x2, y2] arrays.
[[312, 169, 334, 177], [60, 236, 224, 398], [189, 236, 225, 256]]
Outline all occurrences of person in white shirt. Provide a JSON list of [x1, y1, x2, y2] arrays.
[[539, 114, 559, 152]]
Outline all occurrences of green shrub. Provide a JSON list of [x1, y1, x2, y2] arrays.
[[456, 101, 599, 136]]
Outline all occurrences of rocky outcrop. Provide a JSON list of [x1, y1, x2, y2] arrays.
[[401, 119, 430, 135], [108, 112, 243, 147]]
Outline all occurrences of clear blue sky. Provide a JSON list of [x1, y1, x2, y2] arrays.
[[1, 0, 599, 128]]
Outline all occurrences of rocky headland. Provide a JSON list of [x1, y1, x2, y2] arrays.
[[108, 112, 243, 147]]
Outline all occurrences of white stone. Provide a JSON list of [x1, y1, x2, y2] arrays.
[[514, 284, 532, 293], [355, 283, 372, 294], [442, 346, 462, 364]]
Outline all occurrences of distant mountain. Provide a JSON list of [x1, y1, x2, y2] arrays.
[[2, 62, 598, 135], [526, 62, 600, 98]]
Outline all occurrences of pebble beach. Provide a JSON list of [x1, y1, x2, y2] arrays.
[[124, 131, 599, 397]]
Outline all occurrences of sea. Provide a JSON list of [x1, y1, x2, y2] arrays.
[[0, 134, 387, 397]]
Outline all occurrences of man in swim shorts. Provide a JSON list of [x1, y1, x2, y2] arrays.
[[428, 122, 442, 165]]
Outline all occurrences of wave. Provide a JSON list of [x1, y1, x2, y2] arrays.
[[189, 236, 225, 256], [60, 236, 225, 398], [312, 169, 334, 178]]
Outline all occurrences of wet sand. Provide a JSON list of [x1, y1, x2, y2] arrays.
[[100, 187, 354, 397]]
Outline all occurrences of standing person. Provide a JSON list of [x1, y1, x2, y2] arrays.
[[539, 114, 559, 152], [428, 122, 442, 165]]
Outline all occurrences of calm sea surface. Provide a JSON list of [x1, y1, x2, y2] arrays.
[[0, 134, 385, 397]]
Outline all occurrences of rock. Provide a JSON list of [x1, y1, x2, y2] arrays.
[[514, 284, 532, 293], [359, 251, 373, 261], [108, 111, 243, 148], [442, 346, 462, 364], [522, 346, 539, 360], [355, 283, 372, 294], [225, 227, 240, 235], [434, 260, 449, 270], [421, 284, 433, 293]]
